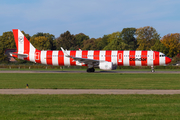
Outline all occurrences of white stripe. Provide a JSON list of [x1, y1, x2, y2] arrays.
[[29, 52, 35, 63], [147, 51, 153, 66], [123, 51, 129, 66], [76, 51, 82, 66], [159, 53, 165, 65], [18, 30, 24, 53], [52, 51, 58, 66], [30, 44, 35, 52], [87, 51, 94, 59], [41, 51, 47, 65], [64, 51, 70, 66], [135, 51, 142, 66], [100, 51, 105, 61], [111, 51, 117, 65]]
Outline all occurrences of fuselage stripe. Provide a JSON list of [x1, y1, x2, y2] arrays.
[[129, 51, 135, 66], [70, 51, 76, 66], [141, 51, 147, 66], [46, 51, 52, 65], [105, 50, 111, 62], [58, 51, 64, 66]]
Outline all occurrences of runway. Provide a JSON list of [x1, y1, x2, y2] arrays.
[[1, 89, 180, 94], [0, 70, 180, 73]]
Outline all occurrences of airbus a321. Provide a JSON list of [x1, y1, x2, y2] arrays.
[[10, 29, 172, 72]]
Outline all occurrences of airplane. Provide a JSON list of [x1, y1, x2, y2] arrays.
[[10, 29, 172, 72]]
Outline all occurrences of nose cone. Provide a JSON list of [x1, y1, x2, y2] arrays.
[[165, 57, 172, 64]]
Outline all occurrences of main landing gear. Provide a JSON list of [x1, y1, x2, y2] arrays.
[[151, 66, 155, 72], [87, 68, 95, 72]]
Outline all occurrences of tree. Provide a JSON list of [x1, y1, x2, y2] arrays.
[[30, 32, 55, 50], [106, 32, 121, 43], [30, 36, 50, 50], [56, 31, 76, 50], [120, 28, 137, 50], [103, 37, 128, 50], [136, 26, 160, 50], [97, 35, 108, 50], [74, 33, 89, 49], [161, 33, 180, 57], [82, 38, 96, 50], [151, 40, 169, 55], [0, 31, 16, 62]]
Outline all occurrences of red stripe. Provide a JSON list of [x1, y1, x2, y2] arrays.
[[24, 36, 30, 61], [105, 50, 111, 62], [82, 51, 88, 58], [94, 50, 100, 60], [58, 51, 64, 66], [82, 51, 88, 66], [153, 51, 159, 66], [129, 51, 135, 66], [12, 29, 18, 52], [35, 49, 41, 64], [70, 51, 76, 66], [141, 51, 147, 66], [117, 51, 123, 66], [46, 51, 53, 65]]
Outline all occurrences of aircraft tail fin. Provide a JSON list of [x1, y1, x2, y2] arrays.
[[12, 29, 36, 54]]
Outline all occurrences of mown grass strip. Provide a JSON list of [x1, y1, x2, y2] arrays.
[[0, 94, 180, 120], [0, 73, 179, 89]]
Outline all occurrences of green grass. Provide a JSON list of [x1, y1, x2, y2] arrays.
[[0, 94, 180, 119], [0, 73, 180, 89]]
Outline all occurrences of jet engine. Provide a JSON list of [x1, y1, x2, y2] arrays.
[[99, 61, 117, 70]]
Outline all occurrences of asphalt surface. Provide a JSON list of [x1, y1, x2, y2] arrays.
[[0, 70, 180, 73], [1, 89, 180, 94]]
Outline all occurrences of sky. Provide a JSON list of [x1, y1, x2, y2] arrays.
[[0, 0, 180, 38]]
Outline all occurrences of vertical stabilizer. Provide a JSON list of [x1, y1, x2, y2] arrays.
[[12, 29, 36, 54]]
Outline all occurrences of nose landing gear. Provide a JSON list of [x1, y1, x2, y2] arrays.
[[151, 66, 155, 72]]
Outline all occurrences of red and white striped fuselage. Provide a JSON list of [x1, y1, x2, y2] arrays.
[[11, 29, 171, 72], [22, 50, 170, 66]]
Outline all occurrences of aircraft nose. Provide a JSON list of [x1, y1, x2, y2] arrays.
[[165, 57, 172, 64]]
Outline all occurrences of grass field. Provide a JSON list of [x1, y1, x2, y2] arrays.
[[0, 73, 180, 119], [0, 94, 180, 119], [0, 73, 180, 89]]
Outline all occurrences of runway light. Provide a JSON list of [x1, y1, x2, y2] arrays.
[[26, 84, 29, 89]]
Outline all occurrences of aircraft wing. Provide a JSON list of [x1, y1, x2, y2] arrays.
[[61, 47, 100, 65], [71, 56, 99, 65]]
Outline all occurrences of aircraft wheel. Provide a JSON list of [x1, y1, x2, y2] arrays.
[[91, 68, 95, 72], [87, 68, 95, 72]]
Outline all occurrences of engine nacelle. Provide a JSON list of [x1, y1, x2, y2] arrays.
[[99, 61, 117, 70]]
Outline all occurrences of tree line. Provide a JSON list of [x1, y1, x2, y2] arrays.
[[0, 26, 180, 63]]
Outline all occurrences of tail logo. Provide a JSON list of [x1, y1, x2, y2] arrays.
[[18, 36, 23, 42]]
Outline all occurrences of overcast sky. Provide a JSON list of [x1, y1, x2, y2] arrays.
[[0, 0, 180, 38]]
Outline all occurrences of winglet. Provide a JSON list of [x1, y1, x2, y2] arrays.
[[60, 47, 70, 57]]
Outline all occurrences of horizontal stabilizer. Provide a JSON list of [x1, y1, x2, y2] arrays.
[[9, 52, 28, 58]]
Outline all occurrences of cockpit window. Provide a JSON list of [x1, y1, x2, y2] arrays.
[[160, 55, 165, 57]]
